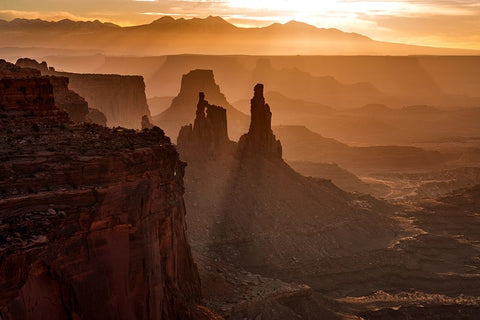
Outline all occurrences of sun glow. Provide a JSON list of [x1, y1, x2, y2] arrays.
[[222, 0, 411, 31], [226, 0, 408, 17], [1, 0, 478, 50]]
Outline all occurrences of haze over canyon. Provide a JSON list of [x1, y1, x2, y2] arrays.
[[1, 8, 480, 320]]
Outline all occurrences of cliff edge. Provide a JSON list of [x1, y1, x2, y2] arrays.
[[0, 62, 217, 319]]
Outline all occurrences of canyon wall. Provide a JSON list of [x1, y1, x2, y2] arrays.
[[0, 62, 212, 319], [16, 58, 150, 129], [63, 72, 151, 128], [14, 58, 105, 126]]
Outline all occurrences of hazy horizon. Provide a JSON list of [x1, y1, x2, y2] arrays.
[[1, 0, 480, 51]]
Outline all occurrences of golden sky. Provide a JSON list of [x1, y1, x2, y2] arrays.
[[1, 0, 479, 50]]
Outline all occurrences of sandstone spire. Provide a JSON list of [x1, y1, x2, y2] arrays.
[[237, 84, 282, 158], [177, 92, 232, 158]]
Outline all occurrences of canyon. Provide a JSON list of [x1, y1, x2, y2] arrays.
[[0, 61, 217, 319], [1, 53, 479, 319], [176, 84, 405, 318], [175, 82, 480, 318]]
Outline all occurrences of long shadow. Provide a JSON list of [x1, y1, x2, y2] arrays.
[[207, 153, 268, 270]]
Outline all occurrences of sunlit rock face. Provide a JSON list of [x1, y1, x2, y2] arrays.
[[0, 68, 209, 319], [237, 84, 282, 158], [177, 92, 234, 159]]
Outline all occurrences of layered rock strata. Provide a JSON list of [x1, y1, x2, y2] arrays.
[[13, 58, 105, 125], [16, 58, 148, 128], [0, 70, 211, 319]]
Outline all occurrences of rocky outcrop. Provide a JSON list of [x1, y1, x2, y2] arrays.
[[0, 61, 69, 125], [141, 114, 154, 130], [0, 59, 41, 78], [12, 59, 105, 125], [16, 58, 52, 73], [177, 92, 234, 158], [237, 84, 282, 158], [46, 75, 90, 123], [16, 58, 150, 129], [86, 107, 107, 126], [0, 72, 215, 319], [154, 69, 249, 141]]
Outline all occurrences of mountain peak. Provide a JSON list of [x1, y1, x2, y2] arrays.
[[284, 20, 316, 29], [150, 15, 234, 28], [150, 16, 175, 24]]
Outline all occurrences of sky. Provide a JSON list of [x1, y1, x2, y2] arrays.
[[1, 0, 479, 50]]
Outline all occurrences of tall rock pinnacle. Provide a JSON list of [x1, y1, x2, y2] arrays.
[[154, 69, 249, 140], [237, 84, 282, 158]]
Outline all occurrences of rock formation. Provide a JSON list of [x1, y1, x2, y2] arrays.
[[177, 92, 233, 158], [86, 107, 107, 126], [46, 75, 90, 123], [0, 66, 217, 319], [11, 59, 106, 126], [0, 60, 70, 125], [16, 58, 150, 129], [154, 69, 249, 141], [237, 84, 282, 158], [63, 73, 151, 129], [141, 114, 154, 130], [0, 59, 40, 78]]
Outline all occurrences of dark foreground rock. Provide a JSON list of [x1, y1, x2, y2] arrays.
[[0, 63, 218, 319]]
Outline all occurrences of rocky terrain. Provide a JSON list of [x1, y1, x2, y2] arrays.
[[175, 82, 480, 318], [363, 166, 480, 200], [1, 59, 105, 126], [16, 58, 150, 129], [0, 61, 216, 319], [327, 184, 480, 317], [287, 161, 390, 197], [176, 83, 408, 317]]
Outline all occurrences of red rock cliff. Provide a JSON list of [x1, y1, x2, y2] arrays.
[[0, 70, 214, 319], [13, 58, 105, 126], [16, 58, 149, 129]]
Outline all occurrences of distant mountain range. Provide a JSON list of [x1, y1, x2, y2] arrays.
[[0, 16, 478, 55]]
